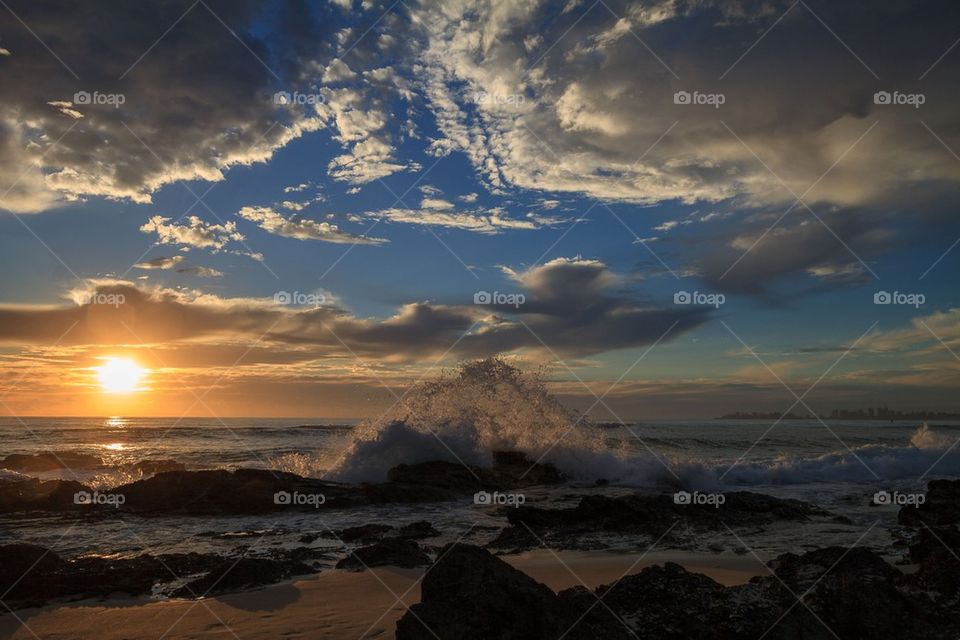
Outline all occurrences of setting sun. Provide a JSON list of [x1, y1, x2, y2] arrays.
[[95, 358, 147, 393]]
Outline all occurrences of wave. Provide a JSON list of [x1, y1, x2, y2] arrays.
[[322, 358, 960, 490]]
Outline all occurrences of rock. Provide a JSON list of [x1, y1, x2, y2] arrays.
[[491, 491, 831, 550], [398, 543, 960, 640], [336, 539, 431, 570], [367, 452, 563, 504], [125, 458, 186, 476], [0, 451, 103, 472], [904, 524, 960, 605], [170, 556, 312, 597], [0, 544, 314, 609], [395, 544, 575, 640], [0, 478, 90, 513], [391, 520, 440, 540], [115, 468, 359, 514], [899, 480, 960, 527], [558, 563, 780, 640], [339, 523, 394, 543]]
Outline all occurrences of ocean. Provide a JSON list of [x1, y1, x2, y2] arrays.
[[3, 414, 959, 567]]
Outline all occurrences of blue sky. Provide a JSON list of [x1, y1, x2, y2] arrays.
[[0, 0, 958, 417]]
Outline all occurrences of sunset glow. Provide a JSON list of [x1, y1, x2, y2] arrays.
[[95, 358, 147, 394]]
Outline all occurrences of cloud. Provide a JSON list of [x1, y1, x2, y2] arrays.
[[0, 0, 332, 213], [177, 266, 224, 278], [0, 260, 709, 362], [140, 215, 245, 251], [134, 255, 184, 270], [237, 206, 386, 244], [365, 204, 563, 234], [401, 0, 960, 212]]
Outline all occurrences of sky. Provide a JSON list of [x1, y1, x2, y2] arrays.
[[0, 0, 958, 419]]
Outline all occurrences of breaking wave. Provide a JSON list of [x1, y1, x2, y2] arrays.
[[322, 357, 960, 489]]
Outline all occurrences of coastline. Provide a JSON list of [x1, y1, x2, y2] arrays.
[[0, 549, 764, 640]]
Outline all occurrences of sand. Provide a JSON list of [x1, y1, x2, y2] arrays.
[[0, 550, 764, 640]]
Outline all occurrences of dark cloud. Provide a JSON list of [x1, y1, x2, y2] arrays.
[[0, 0, 334, 212], [0, 259, 710, 361]]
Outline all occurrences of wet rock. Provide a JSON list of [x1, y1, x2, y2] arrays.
[[336, 539, 431, 570], [170, 556, 312, 597], [116, 468, 359, 514], [392, 520, 441, 540], [0, 544, 315, 609], [338, 523, 394, 543], [0, 451, 103, 472], [759, 546, 951, 639], [899, 479, 960, 527], [491, 491, 831, 550], [395, 544, 576, 640], [0, 478, 90, 512], [558, 563, 779, 640], [125, 458, 186, 476]]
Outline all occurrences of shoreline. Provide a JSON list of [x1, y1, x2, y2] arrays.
[[0, 549, 763, 640]]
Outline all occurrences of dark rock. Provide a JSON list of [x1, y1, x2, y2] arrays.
[[395, 544, 574, 640], [391, 520, 440, 540], [558, 563, 780, 640], [899, 480, 960, 527], [339, 523, 394, 543], [399, 543, 960, 640], [170, 556, 312, 597], [0, 478, 90, 512], [492, 491, 832, 550], [0, 544, 314, 609], [336, 539, 430, 570], [0, 451, 103, 472], [115, 468, 358, 514], [125, 458, 186, 476]]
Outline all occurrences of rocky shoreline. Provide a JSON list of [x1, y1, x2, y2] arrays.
[[2, 449, 958, 638]]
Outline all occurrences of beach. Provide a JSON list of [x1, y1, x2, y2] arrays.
[[0, 550, 764, 640]]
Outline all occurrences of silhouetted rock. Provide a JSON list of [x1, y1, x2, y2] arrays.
[[558, 563, 779, 640], [125, 458, 186, 476], [392, 520, 440, 540], [1, 451, 102, 472], [336, 539, 430, 570], [490, 492, 832, 550], [0, 544, 314, 609], [899, 480, 960, 527], [338, 523, 395, 543], [395, 544, 578, 640], [116, 468, 359, 514], [0, 478, 89, 512], [398, 543, 960, 639]]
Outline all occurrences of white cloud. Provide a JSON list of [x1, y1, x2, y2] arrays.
[[238, 206, 386, 245]]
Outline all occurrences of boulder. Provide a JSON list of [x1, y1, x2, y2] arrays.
[[899, 480, 960, 527], [395, 544, 576, 639], [336, 539, 431, 570]]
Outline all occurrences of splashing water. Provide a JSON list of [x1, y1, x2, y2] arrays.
[[325, 357, 646, 483]]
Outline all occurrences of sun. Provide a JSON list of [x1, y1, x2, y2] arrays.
[[95, 357, 147, 393]]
